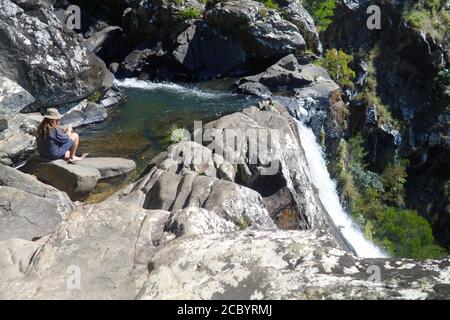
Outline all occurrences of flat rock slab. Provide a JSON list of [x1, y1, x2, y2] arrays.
[[74, 157, 136, 179], [1, 201, 170, 299], [0, 186, 66, 241], [22, 157, 136, 200]]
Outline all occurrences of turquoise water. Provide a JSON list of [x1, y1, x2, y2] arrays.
[[79, 79, 258, 171]]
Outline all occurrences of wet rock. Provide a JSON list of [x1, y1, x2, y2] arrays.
[[367, 120, 403, 170], [236, 82, 272, 99], [22, 156, 136, 200], [276, 77, 345, 157], [137, 229, 450, 300], [119, 45, 173, 81], [100, 84, 124, 108]]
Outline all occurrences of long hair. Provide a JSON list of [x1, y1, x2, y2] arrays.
[[36, 118, 58, 141]]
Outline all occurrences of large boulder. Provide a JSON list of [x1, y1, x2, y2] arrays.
[[205, 0, 305, 60], [10, 0, 51, 11], [0, 0, 113, 108], [60, 100, 108, 129], [0, 77, 36, 117], [278, 0, 322, 54], [203, 99, 330, 230], [84, 26, 123, 56], [172, 21, 248, 80], [0, 112, 43, 166], [137, 229, 450, 300], [0, 186, 68, 241], [0, 164, 73, 241], [113, 140, 276, 231], [1, 200, 171, 299], [0, 163, 72, 206], [145, 170, 277, 231], [22, 157, 136, 200], [237, 54, 330, 94], [165, 207, 238, 237]]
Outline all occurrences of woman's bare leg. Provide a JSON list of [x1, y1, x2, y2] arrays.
[[68, 132, 79, 159]]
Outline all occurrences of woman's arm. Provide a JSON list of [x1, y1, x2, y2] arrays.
[[53, 128, 70, 144]]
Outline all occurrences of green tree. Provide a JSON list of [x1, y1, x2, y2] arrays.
[[380, 160, 408, 207], [319, 49, 356, 89], [374, 207, 446, 259], [303, 0, 336, 32]]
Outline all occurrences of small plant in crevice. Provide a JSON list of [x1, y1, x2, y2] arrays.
[[237, 215, 251, 230], [177, 7, 203, 21], [164, 123, 190, 146], [87, 91, 103, 103]]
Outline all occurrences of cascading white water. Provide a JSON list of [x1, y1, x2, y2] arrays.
[[296, 119, 385, 258], [115, 78, 236, 99]]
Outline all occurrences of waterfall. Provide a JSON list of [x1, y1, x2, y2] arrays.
[[296, 120, 385, 258]]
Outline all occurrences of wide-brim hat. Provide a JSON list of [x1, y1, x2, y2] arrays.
[[44, 108, 62, 120]]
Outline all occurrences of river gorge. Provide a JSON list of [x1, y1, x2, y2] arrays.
[[0, 0, 449, 300]]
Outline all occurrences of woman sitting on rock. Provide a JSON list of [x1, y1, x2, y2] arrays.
[[36, 108, 87, 163]]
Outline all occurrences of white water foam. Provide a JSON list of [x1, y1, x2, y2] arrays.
[[296, 119, 385, 258], [115, 78, 235, 99]]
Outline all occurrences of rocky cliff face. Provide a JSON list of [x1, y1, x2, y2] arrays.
[[320, 0, 449, 250]]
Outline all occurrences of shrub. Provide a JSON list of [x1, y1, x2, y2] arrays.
[[403, 10, 429, 29], [373, 207, 446, 259], [303, 0, 336, 32], [177, 7, 202, 20], [318, 49, 356, 89], [380, 160, 409, 207]]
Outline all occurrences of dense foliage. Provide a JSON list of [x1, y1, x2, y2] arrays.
[[402, 0, 450, 38], [375, 208, 447, 259], [316, 49, 356, 89], [331, 134, 446, 259], [302, 0, 336, 32]]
